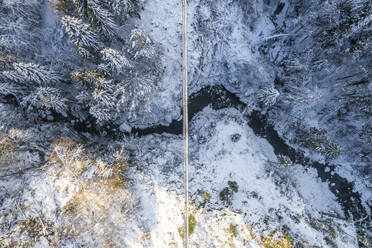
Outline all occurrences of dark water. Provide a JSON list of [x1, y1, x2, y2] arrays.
[[131, 86, 238, 135], [133, 85, 370, 246]]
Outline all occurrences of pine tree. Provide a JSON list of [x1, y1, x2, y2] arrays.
[[72, 0, 89, 17], [19, 91, 41, 113], [117, 75, 154, 116], [87, 0, 118, 38], [0, 82, 21, 97], [0, 54, 14, 70], [36, 87, 68, 115], [71, 0, 118, 38], [110, 0, 144, 19], [89, 104, 112, 122], [92, 86, 116, 108], [0, 0, 42, 56], [0, 59, 67, 119], [61, 15, 103, 58], [2, 0, 42, 25], [360, 123, 372, 144], [1, 62, 60, 86], [110, 0, 127, 16], [70, 70, 104, 87], [129, 29, 157, 61], [70, 70, 117, 124], [258, 86, 280, 106], [0, 0, 156, 128], [99, 48, 132, 76]]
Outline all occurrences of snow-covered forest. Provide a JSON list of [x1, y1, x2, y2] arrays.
[[0, 0, 371, 247]]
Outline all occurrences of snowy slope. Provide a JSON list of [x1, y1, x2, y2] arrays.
[[0, 106, 359, 247], [125, 107, 358, 247]]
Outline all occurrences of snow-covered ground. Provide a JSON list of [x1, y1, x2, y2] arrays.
[[120, 108, 362, 247], [0, 106, 360, 247]]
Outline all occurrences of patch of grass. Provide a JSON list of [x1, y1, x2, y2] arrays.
[[260, 231, 293, 248], [168, 241, 177, 247], [198, 191, 212, 208], [202, 191, 211, 201], [324, 236, 337, 248], [178, 214, 197, 239], [224, 224, 239, 248], [19, 218, 46, 237], [48, 138, 91, 176], [1, 240, 36, 248], [62, 184, 113, 217], [189, 214, 197, 235], [324, 225, 337, 239], [95, 159, 127, 190], [177, 227, 184, 240], [62, 196, 79, 216], [0, 211, 63, 248], [247, 227, 255, 240], [5, 217, 53, 248], [227, 224, 238, 238], [60, 164, 132, 243], [49, 141, 131, 246], [137, 232, 151, 243]]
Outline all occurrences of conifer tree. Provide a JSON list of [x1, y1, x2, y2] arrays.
[[99, 48, 132, 76], [72, 0, 89, 17], [71, 0, 118, 38], [2, 62, 60, 86], [0, 0, 42, 56], [0, 54, 14, 70], [52, 0, 76, 16], [70, 70, 104, 87], [117, 75, 154, 116], [36, 87, 68, 115], [0, 58, 65, 120], [0, 82, 20, 97], [70, 70, 117, 124], [89, 104, 112, 122], [258, 86, 280, 106], [61, 15, 103, 58], [0, 0, 158, 127], [130, 29, 157, 61], [87, 0, 118, 38], [92, 85, 116, 109], [110, 0, 144, 20]]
